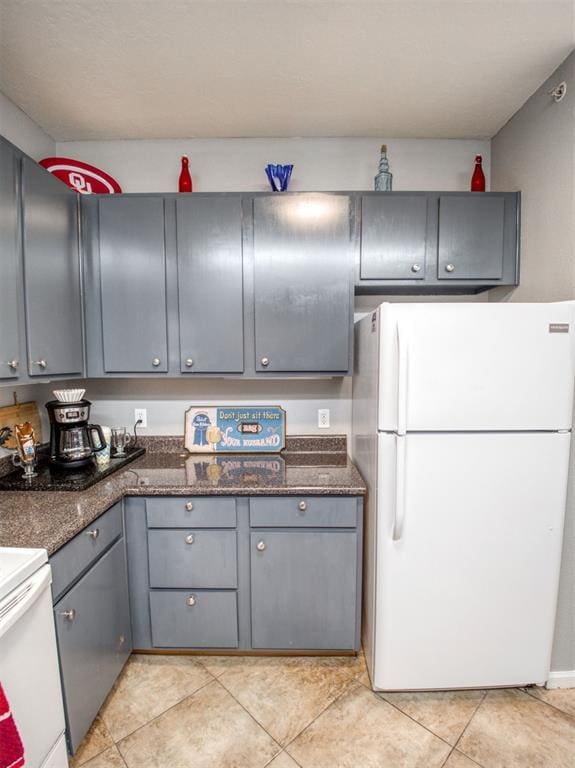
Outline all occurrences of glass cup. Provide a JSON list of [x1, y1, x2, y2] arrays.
[[111, 427, 133, 457], [12, 451, 37, 479]]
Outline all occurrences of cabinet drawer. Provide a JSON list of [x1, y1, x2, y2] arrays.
[[54, 538, 132, 752], [150, 590, 238, 648], [50, 501, 123, 601], [148, 529, 237, 588], [250, 497, 357, 528], [146, 496, 236, 528]]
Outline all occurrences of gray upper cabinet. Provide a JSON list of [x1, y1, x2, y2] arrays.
[[356, 191, 519, 293], [0, 139, 21, 380], [176, 196, 244, 373], [360, 194, 428, 280], [21, 158, 83, 377], [98, 196, 168, 373], [253, 194, 353, 373], [437, 195, 505, 280]]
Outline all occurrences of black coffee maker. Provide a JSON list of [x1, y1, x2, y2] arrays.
[[46, 399, 106, 469]]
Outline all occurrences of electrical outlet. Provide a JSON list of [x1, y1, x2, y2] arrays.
[[318, 408, 330, 429], [134, 408, 147, 428]]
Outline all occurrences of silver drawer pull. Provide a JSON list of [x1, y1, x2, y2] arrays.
[[186, 534, 195, 545], [33, 359, 47, 368], [185, 358, 194, 368], [185, 501, 194, 511], [256, 540, 266, 551], [260, 357, 270, 367], [445, 263, 455, 273], [60, 609, 76, 622], [411, 263, 421, 273], [298, 500, 307, 512], [86, 528, 100, 539], [1, 359, 19, 369], [152, 357, 161, 367], [186, 594, 197, 607]]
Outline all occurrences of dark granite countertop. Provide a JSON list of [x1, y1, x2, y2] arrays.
[[0, 436, 366, 555]]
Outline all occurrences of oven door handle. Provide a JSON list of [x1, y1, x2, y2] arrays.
[[0, 565, 51, 640]]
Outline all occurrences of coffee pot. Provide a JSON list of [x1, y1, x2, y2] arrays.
[[45, 400, 106, 469]]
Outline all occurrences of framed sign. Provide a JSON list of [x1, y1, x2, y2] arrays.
[[184, 406, 286, 453]]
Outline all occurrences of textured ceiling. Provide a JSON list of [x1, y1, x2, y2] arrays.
[[0, 0, 573, 141]]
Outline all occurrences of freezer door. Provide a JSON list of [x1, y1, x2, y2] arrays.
[[376, 302, 575, 432], [372, 431, 570, 691]]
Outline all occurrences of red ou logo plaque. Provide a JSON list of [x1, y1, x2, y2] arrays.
[[39, 157, 122, 194]]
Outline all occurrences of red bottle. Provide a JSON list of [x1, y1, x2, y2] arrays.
[[178, 155, 192, 192], [471, 155, 485, 192]]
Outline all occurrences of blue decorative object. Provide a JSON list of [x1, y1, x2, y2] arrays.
[[265, 164, 293, 192]]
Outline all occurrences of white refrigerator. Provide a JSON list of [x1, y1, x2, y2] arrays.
[[352, 301, 575, 691]]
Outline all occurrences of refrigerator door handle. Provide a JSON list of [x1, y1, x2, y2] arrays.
[[392, 436, 407, 541], [397, 321, 408, 436]]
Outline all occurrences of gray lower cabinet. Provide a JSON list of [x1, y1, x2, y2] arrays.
[[253, 194, 353, 373], [21, 157, 84, 376], [50, 503, 132, 754], [0, 138, 21, 380], [125, 495, 362, 652], [150, 590, 238, 648], [176, 196, 244, 373], [98, 196, 169, 373], [250, 531, 358, 649]]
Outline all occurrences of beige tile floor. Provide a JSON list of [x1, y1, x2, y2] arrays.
[[70, 652, 575, 768]]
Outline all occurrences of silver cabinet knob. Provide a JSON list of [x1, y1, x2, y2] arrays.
[[411, 263, 421, 273], [33, 359, 47, 368], [298, 500, 307, 512], [185, 358, 194, 368], [185, 533, 195, 545], [60, 609, 76, 622], [119, 634, 126, 646], [86, 528, 100, 539], [152, 357, 161, 367], [1, 359, 19, 370], [445, 263, 455, 273], [260, 357, 270, 367], [185, 501, 194, 511], [186, 594, 197, 607], [256, 540, 266, 551]]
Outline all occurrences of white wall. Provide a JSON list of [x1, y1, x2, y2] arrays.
[[491, 51, 575, 676], [0, 90, 55, 158], [55, 137, 490, 194]]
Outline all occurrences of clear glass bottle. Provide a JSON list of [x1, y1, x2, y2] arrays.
[[374, 144, 393, 191]]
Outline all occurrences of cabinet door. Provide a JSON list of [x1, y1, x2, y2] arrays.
[[21, 159, 83, 376], [176, 196, 244, 373], [360, 195, 427, 280], [250, 531, 357, 649], [0, 139, 21, 379], [438, 195, 505, 280], [99, 197, 168, 372], [253, 194, 352, 373], [54, 539, 132, 753]]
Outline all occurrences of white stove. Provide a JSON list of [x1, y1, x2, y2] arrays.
[[0, 547, 68, 767]]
